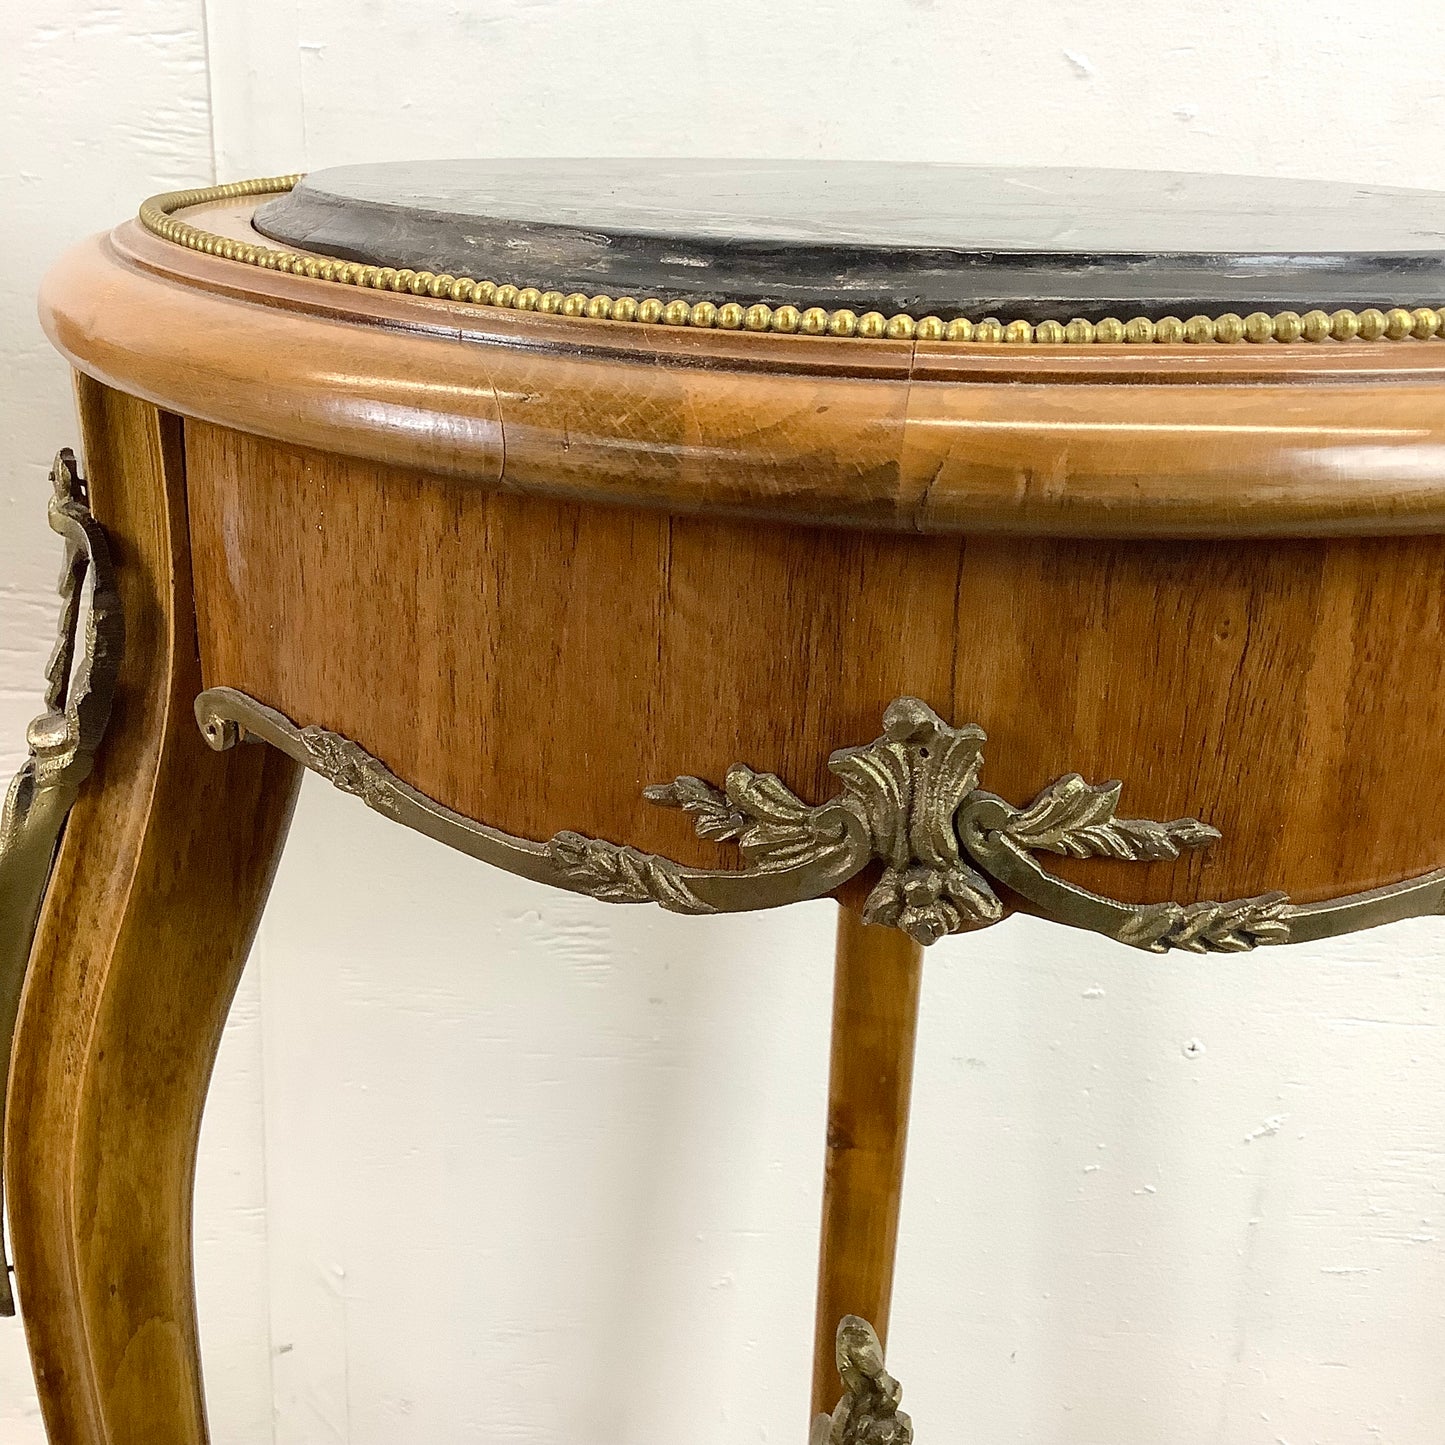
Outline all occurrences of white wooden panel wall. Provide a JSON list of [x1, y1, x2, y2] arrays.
[[0, 7, 275, 1440], [4, 3, 1445, 1441]]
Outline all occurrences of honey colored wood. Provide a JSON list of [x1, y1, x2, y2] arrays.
[[184, 420, 1445, 909], [19, 195, 1445, 1440], [4, 379, 301, 1444], [812, 906, 924, 1418], [31, 218, 1445, 539]]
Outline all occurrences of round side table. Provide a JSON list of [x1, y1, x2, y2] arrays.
[[6, 160, 1445, 1444]]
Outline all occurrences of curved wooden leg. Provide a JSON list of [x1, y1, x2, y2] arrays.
[[811, 903, 924, 1417], [3, 380, 301, 1444]]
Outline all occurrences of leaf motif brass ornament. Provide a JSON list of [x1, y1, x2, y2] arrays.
[[198, 688, 872, 915], [0, 450, 123, 1318], [546, 832, 715, 915], [828, 698, 1000, 944], [1003, 773, 1221, 860], [295, 727, 401, 817], [811, 1315, 913, 1445], [195, 689, 1445, 957], [638, 696, 1297, 950], [633, 697, 1004, 946]]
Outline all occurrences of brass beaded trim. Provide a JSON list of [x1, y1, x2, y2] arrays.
[[140, 176, 1445, 345]]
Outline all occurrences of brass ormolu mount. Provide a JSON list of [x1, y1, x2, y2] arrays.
[[813, 1316, 912, 1445], [0, 451, 123, 1317], [198, 689, 1445, 954]]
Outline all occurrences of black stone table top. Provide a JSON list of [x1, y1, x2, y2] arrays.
[[255, 159, 1445, 323]]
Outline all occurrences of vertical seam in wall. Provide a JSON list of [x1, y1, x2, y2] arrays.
[[253, 916, 280, 1445], [294, 0, 311, 163], [197, 0, 220, 183]]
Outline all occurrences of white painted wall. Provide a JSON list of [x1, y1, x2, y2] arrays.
[[5, 3, 1445, 1441]]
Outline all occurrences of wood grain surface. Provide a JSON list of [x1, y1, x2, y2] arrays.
[[4, 380, 301, 1444], [31, 216, 1445, 539], [23, 194, 1445, 1440], [812, 908, 923, 1418], [185, 419, 1445, 910]]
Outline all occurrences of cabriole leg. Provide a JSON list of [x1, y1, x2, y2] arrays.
[[3, 379, 299, 1444]]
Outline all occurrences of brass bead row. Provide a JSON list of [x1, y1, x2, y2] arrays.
[[140, 178, 1445, 345]]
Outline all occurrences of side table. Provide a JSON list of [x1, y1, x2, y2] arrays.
[[6, 160, 1445, 1443]]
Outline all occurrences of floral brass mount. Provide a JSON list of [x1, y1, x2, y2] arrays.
[[0, 451, 123, 1318], [197, 690, 1445, 954], [813, 1315, 912, 1445]]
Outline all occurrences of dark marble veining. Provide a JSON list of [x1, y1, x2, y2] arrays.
[[255, 159, 1445, 321]]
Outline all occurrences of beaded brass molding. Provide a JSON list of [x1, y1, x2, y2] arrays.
[[142, 177, 1445, 345], [0, 451, 123, 1319], [196, 689, 1445, 952]]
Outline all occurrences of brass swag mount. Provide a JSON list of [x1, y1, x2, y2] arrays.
[[196, 690, 1445, 953], [0, 451, 123, 1318]]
